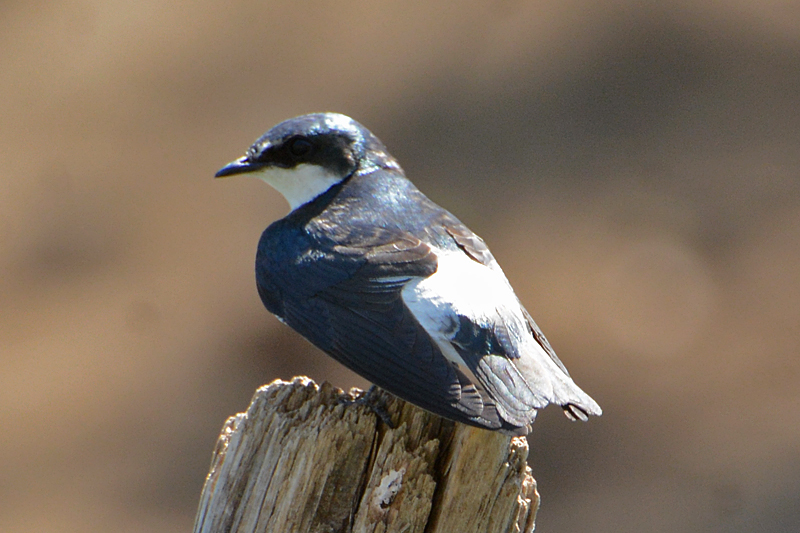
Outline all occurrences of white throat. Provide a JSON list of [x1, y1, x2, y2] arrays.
[[254, 163, 344, 211]]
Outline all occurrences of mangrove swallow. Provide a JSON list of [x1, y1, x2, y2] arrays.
[[216, 112, 601, 435]]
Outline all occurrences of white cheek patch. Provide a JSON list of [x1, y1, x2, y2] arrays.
[[401, 251, 528, 365], [254, 163, 344, 211]]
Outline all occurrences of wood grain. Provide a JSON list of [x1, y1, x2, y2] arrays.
[[194, 377, 538, 533]]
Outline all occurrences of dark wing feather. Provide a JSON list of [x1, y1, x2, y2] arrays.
[[444, 225, 497, 267], [258, 225, 518, 432], [520, 306, 571, 376], [450, 316, 548, 427]]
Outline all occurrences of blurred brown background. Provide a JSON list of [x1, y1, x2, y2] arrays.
[[2, 1, 799, 531]]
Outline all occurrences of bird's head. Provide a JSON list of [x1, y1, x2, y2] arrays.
[[216, 113, 397, 210]]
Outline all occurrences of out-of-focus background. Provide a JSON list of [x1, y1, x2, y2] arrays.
[[2, 2, 799, 531]]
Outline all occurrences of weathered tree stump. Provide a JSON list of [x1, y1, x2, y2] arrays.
[[194, 377, 539, 533]]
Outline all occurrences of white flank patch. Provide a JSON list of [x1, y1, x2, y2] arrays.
[[402, 249, 603, 415], [254, 163, 344, 211], [401, 251, 528, 365]]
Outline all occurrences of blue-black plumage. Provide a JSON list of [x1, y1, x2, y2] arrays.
[[216, 112, 601, 435]]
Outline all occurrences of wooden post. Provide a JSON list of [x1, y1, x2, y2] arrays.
[[194, 377, 539, 533]]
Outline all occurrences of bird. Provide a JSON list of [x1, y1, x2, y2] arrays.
[[216, 112, 601, 435]]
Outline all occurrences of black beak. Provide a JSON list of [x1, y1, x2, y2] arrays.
[[215, 156, 266, 178]]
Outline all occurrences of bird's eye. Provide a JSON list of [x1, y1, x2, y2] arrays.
[[289, 137, 313, 158]]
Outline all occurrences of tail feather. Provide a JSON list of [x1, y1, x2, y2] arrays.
[[561, 391, 602, 422], [563, 403, 589, 422]]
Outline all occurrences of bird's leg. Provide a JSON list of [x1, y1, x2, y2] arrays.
[[340, 385, 396, 429]]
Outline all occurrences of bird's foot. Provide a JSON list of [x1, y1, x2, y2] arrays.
[[340, 385, 395, 429]]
